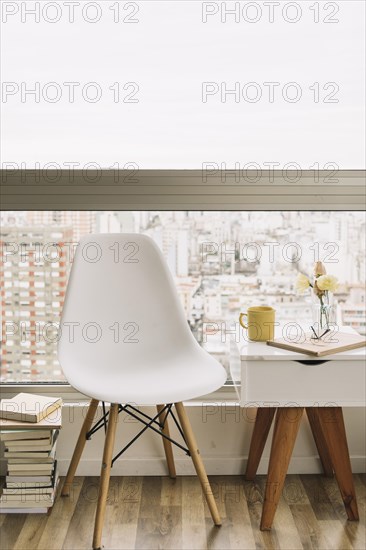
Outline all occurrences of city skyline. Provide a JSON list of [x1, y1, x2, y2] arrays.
[[1, 210, 365, 382]]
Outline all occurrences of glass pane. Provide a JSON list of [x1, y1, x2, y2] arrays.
[[1, 211, 365, 383]]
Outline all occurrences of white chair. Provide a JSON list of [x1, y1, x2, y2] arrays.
[[58, 233, 227, 550]]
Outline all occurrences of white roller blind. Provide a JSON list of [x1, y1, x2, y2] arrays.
[[1, 1, 365, 168]]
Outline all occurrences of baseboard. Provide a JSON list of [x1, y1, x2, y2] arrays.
[[56, 455, 366, 476], [1, 455, 364, 477]]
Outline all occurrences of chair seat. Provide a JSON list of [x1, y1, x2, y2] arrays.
[[67, 347, 226, 405]]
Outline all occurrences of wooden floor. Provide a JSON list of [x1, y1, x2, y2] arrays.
[[1, 475, 365, 550]]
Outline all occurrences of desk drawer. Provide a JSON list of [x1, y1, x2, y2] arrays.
[[240, 359, 365, 407]]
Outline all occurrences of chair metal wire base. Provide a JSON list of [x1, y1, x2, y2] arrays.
[[85, 403, 190, 465]]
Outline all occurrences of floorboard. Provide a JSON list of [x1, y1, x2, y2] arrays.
[[0, 475, 365, 550]]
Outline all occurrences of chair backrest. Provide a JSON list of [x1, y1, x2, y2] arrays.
[[58, 233, 197, 386]]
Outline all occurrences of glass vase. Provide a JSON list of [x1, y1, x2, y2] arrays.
[[311, 290, 335, 338]]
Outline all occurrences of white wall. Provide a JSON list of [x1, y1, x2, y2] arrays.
[[53, 403, 366, 476]]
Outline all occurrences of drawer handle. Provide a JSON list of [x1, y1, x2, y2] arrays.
[[295, 360, 330, 366]]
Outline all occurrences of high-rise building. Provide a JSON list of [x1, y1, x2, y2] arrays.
[[1, 225, 72, 382], [26, 212, 96, 243], [96, 212, 135, 233]]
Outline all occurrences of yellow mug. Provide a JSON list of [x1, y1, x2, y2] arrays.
[[239, 306, 276, 341]]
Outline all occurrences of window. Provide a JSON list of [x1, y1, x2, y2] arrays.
[[1, 210, 365, 384]]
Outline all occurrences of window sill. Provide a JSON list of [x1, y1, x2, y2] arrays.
[[0, 382, 238, 405]]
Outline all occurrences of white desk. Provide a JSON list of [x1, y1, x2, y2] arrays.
[[229, 327, 365, 530]]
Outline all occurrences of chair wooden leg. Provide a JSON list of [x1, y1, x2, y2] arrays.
[[92, 403, 119, 550], [157, 404, 176, 479], [316, 407, 359, 521], [62, 398, 99, 497], [245, 407, 276, 481], [261, 407, 304, 530], [174, 401, 221, 526], [306, 407, 333, 478]]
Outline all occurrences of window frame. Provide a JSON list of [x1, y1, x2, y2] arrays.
[[1, 169, 365, 211], [1, 168, 365, 401]]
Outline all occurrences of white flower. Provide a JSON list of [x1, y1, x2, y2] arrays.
[[296, 273, 310, 293], [316, 274, 339, 292]]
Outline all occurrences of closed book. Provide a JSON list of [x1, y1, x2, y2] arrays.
[[267, 331, 366, 357], [5, 436, 52, 447], [5, 471, 59, 491], [0, 494, 54, 503], [0, 500, 54, 508], [0, 415, 61, 430], [7, 457, 55, 464], [6, 475, 53, 483], [0, 506, 51, 513], [8, 463, 54, 472], [4, 451, 51, 459], [6, 469, 54, 476], [3, 486, 55, 495], [6, 482, 52, 489], [0, 429, 51, 441], [5, 430, 58, 453], [5, 442, 57, 461], [0, 393, 62, 423], [5, 443, 53, 452]]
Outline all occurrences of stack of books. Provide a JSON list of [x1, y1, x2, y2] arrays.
[[0, 393, 62, 514]]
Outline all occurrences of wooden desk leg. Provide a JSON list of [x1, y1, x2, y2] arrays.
[[306, 408, 333, 478], [245, 407, 276, 481], [260, 407, 304, 531], [317, 407, 359, 521]]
